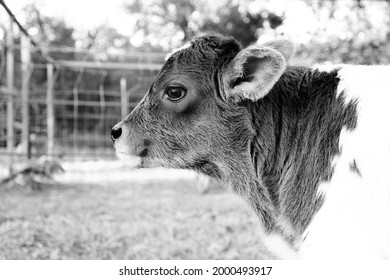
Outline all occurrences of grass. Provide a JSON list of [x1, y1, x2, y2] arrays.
[[0, 161, 269, 259]]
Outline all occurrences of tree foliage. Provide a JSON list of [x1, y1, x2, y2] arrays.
[[293, 0, 390, 65], [125, 0, 283, 48], [125, 0, 390, 64], [200, 4, 283, 46]]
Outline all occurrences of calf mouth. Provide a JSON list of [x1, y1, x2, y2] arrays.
[[118, 147, 149, 166]]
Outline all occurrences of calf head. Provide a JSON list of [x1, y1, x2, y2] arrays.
[[112, 34, 294, 181]]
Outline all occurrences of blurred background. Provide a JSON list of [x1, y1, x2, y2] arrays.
[[0, 0, 389, 259]]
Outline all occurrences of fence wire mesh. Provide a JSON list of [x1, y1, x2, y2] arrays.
[[0, 41, 165, 164]]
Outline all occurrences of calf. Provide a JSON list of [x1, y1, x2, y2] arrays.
[[112, 34, 390, 259]]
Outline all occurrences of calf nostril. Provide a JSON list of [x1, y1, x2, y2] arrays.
[[111, 127, 122, 141]]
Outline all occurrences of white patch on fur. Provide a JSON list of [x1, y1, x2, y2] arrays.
[[312, 62, 345, 73], [262, 233, 298, 259], [316, 156, 339, 198], [165, 42, 192, 60], [277, 216, 297, 238], [251, 220, 298, 259], [301, 65, 390, 259]]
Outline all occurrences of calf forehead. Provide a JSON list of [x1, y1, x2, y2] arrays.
[[154, 48, 215, 86], [165, 41, 192, 60], [165, 34, 241, 71], [152, 55, 213, 91], [168, 46, 219, 73], [154, 35, 241, 89]]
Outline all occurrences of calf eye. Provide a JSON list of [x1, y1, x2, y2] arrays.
[[165, 86, 187, 101]]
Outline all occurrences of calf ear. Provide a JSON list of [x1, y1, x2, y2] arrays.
[[262, 40, 295, 62], [223, 40, 294, 102]]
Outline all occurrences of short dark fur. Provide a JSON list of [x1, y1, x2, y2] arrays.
[[119, 34, 358, 241], [251, 67, 358, 235]]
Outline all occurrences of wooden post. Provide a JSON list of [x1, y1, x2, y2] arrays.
[[6, 17, 14, 167], [46, 64, 54, 156], [21, 34, 31, 158], [120, 77, 127, 119]]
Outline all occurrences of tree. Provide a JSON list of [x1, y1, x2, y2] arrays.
[[294, 0, 390, 65], [125, 0, 197, 49], [125, 0, 283, 48], [200, 4, 283, 46], [23, 4, 75, 61]]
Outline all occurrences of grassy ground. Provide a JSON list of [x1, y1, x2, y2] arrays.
[[0, 161, 268, 259]]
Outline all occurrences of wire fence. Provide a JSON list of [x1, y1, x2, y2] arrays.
[[0, 39, 165, 164]]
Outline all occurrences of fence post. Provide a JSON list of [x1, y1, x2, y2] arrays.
[[6, 17, 14, 169], [120, 77, 127, 119], [21, 34, 31, 158], [46, 64, 54, 156]]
